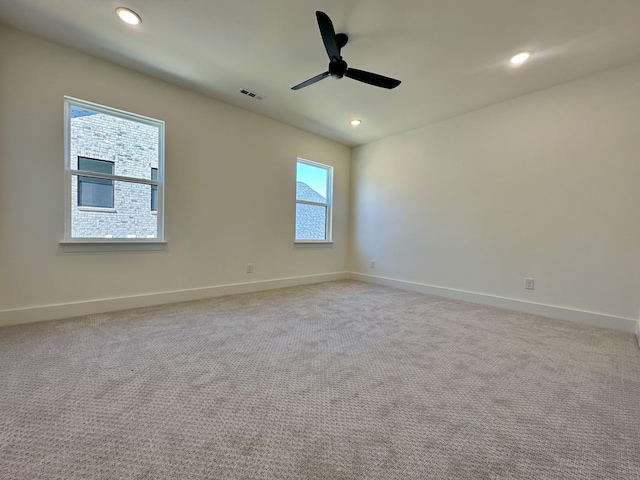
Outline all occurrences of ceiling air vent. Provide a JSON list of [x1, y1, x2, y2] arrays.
[[239, 88, 264, 101]]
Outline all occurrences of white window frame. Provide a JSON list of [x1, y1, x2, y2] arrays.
[[295, 158, 333, 243], [63, 96, 165, 243]]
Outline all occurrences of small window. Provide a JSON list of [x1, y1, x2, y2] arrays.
[[151, 168, 158, 212], [65, 97, 165, 241], [295, 158, 333, 242], [78, 158, 114, 208]]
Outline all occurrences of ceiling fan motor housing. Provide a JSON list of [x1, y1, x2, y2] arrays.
[[329, 59, 348, 79]]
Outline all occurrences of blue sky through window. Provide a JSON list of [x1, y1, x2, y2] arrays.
[[70, 106, 99, 118], [297, 162, 327, 198]]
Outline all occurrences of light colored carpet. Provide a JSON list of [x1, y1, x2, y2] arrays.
[[1, 280, 639, 479]]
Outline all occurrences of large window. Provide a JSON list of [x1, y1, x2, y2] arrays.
[[295, 158, 333, 242], [64, 97, 165, 241]]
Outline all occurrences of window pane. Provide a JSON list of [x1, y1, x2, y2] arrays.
[[78, 176, 113, 208], [78, 157, 114, 175], [69, 108, 160, 176], [296, 162, 328, 201], [151, 168, 158, 211], [77, 158, 114, 208], [151, 185, 158, 211], [71, 178, 158, 238], [296, 203, 327, 240]]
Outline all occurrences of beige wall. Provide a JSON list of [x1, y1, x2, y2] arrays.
[[350, 62, 640, 322], [2, 23, 639, 328], [0, 25, 350, 314]]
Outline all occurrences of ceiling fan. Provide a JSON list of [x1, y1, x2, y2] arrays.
[[292, 11, 401, 91]]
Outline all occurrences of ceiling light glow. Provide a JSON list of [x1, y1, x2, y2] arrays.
[[350, 119, 362, 126], [116, 7, 141, 25], [510, 51, 531, 65]]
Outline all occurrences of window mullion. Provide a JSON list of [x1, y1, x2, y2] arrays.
[[296, 199, 328, 207], [70, 170, 159, 186]]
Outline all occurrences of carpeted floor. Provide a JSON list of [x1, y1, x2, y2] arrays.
[[1, 280, 639, 479]]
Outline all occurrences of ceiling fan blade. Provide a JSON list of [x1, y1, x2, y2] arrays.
[[316, 11, 341, 61], [345, 68, 401, 89], [291, 71, 330, 90]]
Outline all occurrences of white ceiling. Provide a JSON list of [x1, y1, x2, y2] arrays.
[[1, 0, 639, 146]]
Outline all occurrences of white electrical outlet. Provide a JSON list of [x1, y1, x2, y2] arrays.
[[370, 260, 376, 269], [524, 278, 535, 290], [247, 263, 253, 274]]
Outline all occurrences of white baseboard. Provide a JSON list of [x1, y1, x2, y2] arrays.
[[4, 271, 637, 335], [349, 272, 637, 333], [0, 272, 349, 328]]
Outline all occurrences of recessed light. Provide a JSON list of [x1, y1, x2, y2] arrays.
[[510, 51, 531, 65], [350, 119, 361, 126], [116, 7, 141, 25]]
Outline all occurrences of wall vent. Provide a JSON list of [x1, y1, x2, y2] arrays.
[[239, 88, 264, 101]]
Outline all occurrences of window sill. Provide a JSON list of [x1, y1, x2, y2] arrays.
[[60, 240, 167, 253], [295, 241, 333, 248]]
